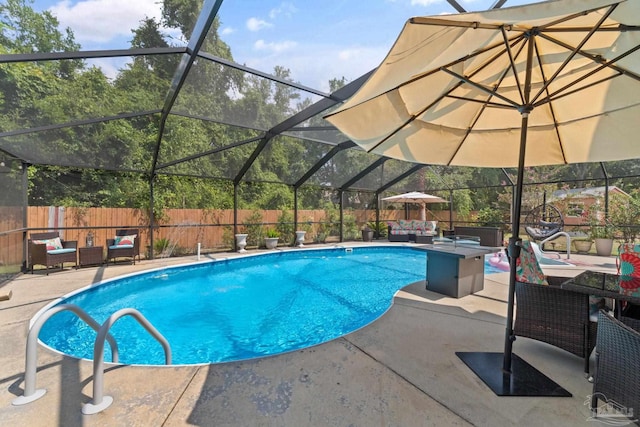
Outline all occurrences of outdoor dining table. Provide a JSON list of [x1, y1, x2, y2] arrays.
[[561, 271, 640, 318]]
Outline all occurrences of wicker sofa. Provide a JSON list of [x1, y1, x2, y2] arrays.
[[387, 219, 438, 243], [28, 232, 78, 274]]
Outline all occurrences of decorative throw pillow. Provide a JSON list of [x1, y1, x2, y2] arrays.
[[398, 219, 411, 230], [390, 223, 408, 235], [33, 237, 63, 251], [412, 220, 425, 232], [115, 234, 136, 246], [515, 240, 548, 285], [619, 252, 640, 276]]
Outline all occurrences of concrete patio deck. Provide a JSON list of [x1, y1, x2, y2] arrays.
[[0, 243, 623, 426]]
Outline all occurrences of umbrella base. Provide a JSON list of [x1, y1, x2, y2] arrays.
[[456, 352, 571, 397]]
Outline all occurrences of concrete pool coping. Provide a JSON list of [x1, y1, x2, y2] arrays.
[[0, 242, 620, 426]]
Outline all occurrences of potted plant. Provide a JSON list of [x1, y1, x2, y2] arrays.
[[572, 237, 593, 254], [361, 225, 374, 242], [590, 221, 615, 256], [366, 221, 387, 239], [264, 228, 280, 249]]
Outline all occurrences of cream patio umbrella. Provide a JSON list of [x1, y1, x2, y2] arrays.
[[325, 0, 640, 396], [382, 191, 448, 221]]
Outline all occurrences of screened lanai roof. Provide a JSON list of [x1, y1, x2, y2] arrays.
[[1, 0, 639, 196]]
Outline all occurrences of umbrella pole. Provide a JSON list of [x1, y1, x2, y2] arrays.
[[503, 111, 529, 373], [457, 110, 570, 397]]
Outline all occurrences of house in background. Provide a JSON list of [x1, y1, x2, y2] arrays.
[[550, 186, 631, 226]]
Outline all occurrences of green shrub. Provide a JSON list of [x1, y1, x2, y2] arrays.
[[154, 237, 171, 255], [276, 211, 294, 243], [242, 210, 264, 247]]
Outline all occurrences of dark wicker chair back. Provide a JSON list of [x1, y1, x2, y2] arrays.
[[591, 311, 640, 423], [106, 229, 141, 265], [511, 239, 597, 375], [514, 279, 597, 375]]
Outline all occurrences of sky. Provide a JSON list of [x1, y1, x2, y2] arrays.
[[31, 0, 541, 93]]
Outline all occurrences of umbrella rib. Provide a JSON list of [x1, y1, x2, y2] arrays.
[[444, 37, 530, 165], [324, 31, 524, 119], [534, 3, 621, 32], [368, 35, 520, 157], [532, 41, 568, 165], [537, 32, 640, 84], [531, 4, 618, 104], [366, 80, 466, 153], [501, 26, 526, 104], [441, 68, 521, 109], [533, 72, 620, 109]]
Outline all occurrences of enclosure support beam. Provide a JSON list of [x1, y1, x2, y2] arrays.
[[21, 162, 29, 272], [149, 0, 224, 178], [339, 157, 388, 191], [600, 162, 610, 218], [449, 190, 454, 230], [374, 194, 380, 238], [149, 176, 155, 260], [376, 164, 426, 194], [294, 188, 299, 237], [339, 191, 344, 242], [293, 141, 356, 189], [233, 184, 239, 249]]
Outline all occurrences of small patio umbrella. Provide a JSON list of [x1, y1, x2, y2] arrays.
[[326, 0, 640, 396], [382, 191, 448, 221]]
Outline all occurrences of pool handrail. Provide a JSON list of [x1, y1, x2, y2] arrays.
[[82, 307, 171, 415], [12, 303, 119, 406]]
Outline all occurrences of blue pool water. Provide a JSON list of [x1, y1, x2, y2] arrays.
[[38, 247, 505, 366]]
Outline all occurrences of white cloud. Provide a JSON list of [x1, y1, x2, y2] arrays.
[[244, 43, 387, 94], [48, 0, 164, 45], [269, 2, 298, 20], [254, 39, 297, 53], [221, 27, 235, 36], [246, 17, 273, 32], [410, 0, 443, 5]]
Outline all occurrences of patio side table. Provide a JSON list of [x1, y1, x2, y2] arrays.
[[79, 246, 104, 267]]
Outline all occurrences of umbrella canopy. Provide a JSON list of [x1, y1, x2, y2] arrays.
[[326, 0, 640, 396], [382, 191, 448, 220], [326, 0, 640, 167]]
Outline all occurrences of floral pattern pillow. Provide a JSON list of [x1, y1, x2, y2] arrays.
[[33, 237, 63, 251], [114, 234, 136, 246], [515, 240, 548, 285], [617, 243, 640, 276]]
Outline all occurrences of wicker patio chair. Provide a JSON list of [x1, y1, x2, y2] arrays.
[[106, 229, 141, 265], [590, 310, 640, 423], [28, 231, 78, 274], [512, 240, 597, 376]]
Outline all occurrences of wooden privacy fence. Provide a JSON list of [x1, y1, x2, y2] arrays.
[[0, 206, 456, 268]]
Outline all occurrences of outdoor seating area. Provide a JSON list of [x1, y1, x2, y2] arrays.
[[387, 219, 439, 243], [1, 0, 640, 425], [0, 244, 632, 426]]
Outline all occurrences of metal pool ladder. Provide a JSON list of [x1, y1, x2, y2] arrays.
[[12, 304, 171, 415]]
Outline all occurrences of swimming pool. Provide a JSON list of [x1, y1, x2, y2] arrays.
[[37, 246, 505, 366], [38, 247, 430, 365]]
